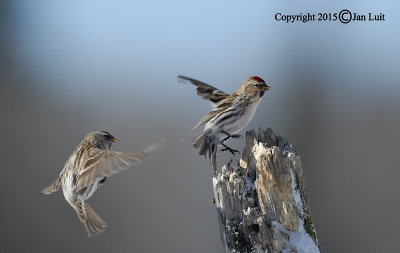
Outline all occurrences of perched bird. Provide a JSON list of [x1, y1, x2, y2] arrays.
[[42, 131, 164, 237], [179, 75, 270, 174]]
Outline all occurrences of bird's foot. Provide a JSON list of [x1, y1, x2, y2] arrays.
[[230, 134, 241, 139], [99, 176, 107, 184], [219, 144, 240, 156], [221, 131, 241, 142]]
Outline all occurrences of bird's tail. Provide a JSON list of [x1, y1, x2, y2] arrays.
[[193, 130, 219, 174], [75, 202, 107, 237], [41, 176, 62, 195]]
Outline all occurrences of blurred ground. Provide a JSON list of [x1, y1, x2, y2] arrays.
[[1, 1, 399, 252]]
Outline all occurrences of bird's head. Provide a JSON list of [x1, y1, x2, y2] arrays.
[[240, 76, 271, 99], [85, 130, 118, 149]]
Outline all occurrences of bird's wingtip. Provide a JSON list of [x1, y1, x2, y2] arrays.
[[177, 75, 190, 83], [143, 137, 166, 154]]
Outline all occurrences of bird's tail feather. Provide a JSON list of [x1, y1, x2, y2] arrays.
[[193, 130, 218, 174], [75, 202, 107, 237], [41, 176, 62, 194]]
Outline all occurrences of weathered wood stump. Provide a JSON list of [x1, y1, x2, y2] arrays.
[[213, 128, 320, 253]]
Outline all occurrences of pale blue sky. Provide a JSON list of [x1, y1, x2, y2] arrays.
[[10, 0, 400, 104]]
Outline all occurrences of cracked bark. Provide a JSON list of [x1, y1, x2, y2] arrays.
[[213, 128, 320, 253]]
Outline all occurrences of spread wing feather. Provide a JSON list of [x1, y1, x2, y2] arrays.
[[178, 75, 230, 104], [75, 138, 165, 191]]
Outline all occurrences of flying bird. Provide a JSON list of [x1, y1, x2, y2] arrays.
[[42, 130, 164, 237], [179, 75, 270, 174]]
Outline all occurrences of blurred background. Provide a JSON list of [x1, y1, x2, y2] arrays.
[[1, 0, 399, 252]]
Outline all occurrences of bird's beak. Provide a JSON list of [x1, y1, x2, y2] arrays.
[[110, 138, 118, 142], [261, 85, 271, 91]]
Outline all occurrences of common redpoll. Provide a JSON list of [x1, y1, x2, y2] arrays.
[[179, 75, 270, 174], [42, 131, 164, 237]]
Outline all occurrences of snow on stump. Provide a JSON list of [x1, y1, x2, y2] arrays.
[[213, 128, 320, 253]]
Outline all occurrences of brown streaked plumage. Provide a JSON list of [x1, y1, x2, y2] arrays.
[[42, 130, 165, 237], [179, 76, 270, 173]]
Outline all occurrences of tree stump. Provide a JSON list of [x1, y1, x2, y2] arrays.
[[213, 128, 320, 253]]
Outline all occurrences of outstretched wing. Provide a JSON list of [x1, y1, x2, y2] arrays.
[[75, 138, 165, 191], [178, 75, 230, 104]]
